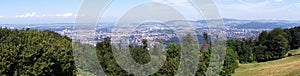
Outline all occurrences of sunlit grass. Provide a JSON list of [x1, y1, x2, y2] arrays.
[[233, 51, 300, 76], [289, 48, 300, 53]]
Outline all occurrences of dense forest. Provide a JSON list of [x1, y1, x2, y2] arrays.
[[0, 26, 299, 75], [0, 28, 75, 75]]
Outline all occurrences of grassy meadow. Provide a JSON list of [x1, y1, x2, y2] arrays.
[[233, 48, 300, 76]]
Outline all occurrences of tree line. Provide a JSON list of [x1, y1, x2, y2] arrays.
[[227, 26, 300, 63]]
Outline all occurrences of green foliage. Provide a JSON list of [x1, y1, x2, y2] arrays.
[[257, 28, 289, 61], [196, 49, 210, 76], [227, 27, 300, 62], [153, 43, 180, 76], [93, 26, 300, 75], [220, 48, 239, 76], [227, 40, 254, 63], [129, 40, 151, 64], [166, 43, 180, 58], [73, 42, 104, 75], [96, 38, 130, 76], [285, 26, 300, 49], [257, 31, 268, 45], [0, 28, 76, 76], [3, 26, 299, 75], [196, 47, 239, 76], [95, 34, 239, 76], [252, 45, 268, 62], [203, 32, 209, 42]]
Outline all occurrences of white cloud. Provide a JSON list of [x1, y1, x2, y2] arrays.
[[0, 16, 4, 18], [167, 0, 189, 5], [152, 0, 190, 7], [15, 12, 73, 18], [55, 13, 73, 17], [16, 12, 38, 18], [295, 3, 300, 8], [150, 0, 203, 20], [273, 0, 283, 2], [217, 0, 300, 20], [232, 0, 272, 10], [221, 0, 292, 13]]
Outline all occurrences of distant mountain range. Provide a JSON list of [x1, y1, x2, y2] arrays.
[[1, 18, 300, 31], [128, 18, 300, 30], [197, 18, 300, 29]]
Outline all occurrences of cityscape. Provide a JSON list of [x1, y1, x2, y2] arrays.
[[1, 18, 299, 46]]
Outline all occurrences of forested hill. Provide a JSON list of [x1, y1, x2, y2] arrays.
[[0, 28, 76, 75]]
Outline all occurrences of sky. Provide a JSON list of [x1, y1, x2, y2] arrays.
[[0, 0, 299, 24]]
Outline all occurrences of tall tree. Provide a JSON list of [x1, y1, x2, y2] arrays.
[[257, 31, 268, 45], [220, 48, 239, 76], [201, 32, 210, 51], [96, 38, 130, 75], [267, 28, 289, 59], [285, 27, 300, 49]]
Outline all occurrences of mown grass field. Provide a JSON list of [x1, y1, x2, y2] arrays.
[[233, 48, 300, 76]]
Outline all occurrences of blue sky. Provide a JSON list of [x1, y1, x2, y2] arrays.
[[0, 0, 299, 24]]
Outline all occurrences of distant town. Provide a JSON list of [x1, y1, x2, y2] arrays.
[[1, 18, 300, 46]]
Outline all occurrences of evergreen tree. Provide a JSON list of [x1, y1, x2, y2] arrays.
[[0, 28, 76, 76]]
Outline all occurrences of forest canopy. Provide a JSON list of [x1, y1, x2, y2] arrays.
[[0, 28, 76, 75]]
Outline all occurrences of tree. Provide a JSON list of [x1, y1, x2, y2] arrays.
[[257, 31, 268, 45], [166, 43, 180, 58], [96, 38, 130, 75], [285, 26, 300, 49], [253, 45, 267, 62], [201, 32, 210, 51], [196, 49, 210, 76], [267, 28, 289, 59], [269, 35, 289, 59], [227, 40, 253, 63], [130, 39, 151, 64], [154, 43, 180, 76], [0, 28, 76, 76], [220, 48, 239, 76], [203, 32, 209, 42], [253, 28, 289, 61]]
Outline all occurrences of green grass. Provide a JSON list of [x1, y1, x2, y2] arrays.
[[289, 48, 300, 53], [233, 53, 300, 76]]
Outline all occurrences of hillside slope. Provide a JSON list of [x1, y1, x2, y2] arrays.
[[233, 49, 300, 76]]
